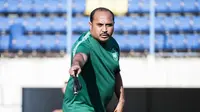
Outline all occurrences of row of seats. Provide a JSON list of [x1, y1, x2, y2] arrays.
[[0, 34, 68, 52], [0, 0, 85, 13], [1, 0, 199, 14], [1, 34, 200, 52], [115, 34, 200, 52], [128, 0, 200, 13], [116, 16, 200, 32], [0, 16, 67, 33], [1, 16, 200, 33]]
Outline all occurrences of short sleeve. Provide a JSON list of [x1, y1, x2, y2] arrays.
[[72, 43, 90, 57], [115, 65, 121, 74]]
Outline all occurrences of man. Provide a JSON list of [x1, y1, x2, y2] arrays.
[[62, 7, 125, 112]]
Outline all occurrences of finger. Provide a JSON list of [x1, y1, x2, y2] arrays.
[[69, 69, 75, 76], [77, 68, 81, 77], [69, 65, 81, 77], [72, 66, 80, 77]]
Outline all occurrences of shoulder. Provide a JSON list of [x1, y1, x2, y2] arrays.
[[109, 37, 120, 52], [73, 32, 91, 48], [111, 37, 119, 46], [72, 32, 91, 56]]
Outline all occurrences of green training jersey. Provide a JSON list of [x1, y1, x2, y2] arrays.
[[63, 31, 120, 112]]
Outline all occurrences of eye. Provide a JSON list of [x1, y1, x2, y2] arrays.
[[106, 24, 113, 27], [97, 23, 103, 27]]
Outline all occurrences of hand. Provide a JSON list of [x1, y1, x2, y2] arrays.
[[114, 102, 124, 112], [52, 109, 63, 112], [69, 64, 81, 77]]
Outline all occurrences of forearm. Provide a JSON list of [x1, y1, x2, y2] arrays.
[[115, 72, 125, 105], [72, 53, 87, 68]]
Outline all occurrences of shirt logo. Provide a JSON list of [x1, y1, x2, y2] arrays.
[[111, 48, 118, 61]]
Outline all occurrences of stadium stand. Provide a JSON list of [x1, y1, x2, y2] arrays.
[[0, 0, 200, 57], [186, 34, 200, 51], [0, 35, 9, 52]]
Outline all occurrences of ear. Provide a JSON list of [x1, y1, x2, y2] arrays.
[[89, 22, 92, 30]]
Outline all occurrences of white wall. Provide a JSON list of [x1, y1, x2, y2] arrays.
[[1, 55, 200, 112]]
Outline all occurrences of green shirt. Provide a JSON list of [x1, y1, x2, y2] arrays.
[[63, 31, 120, 112]]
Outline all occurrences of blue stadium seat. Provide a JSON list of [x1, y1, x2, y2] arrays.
[[0, 17, 10, 32], [14, 17, 24, 24], [173, 34, 187, 50], [166, 34, 187, 50], [52, 17, 66, 32], [135, 16, 149, 31], [198, 0, 200, 11], [47, 0, 60, 13], [155, 16, 165, 32], [32, 0, 47, 13], [129, 35, 143, 51], [192, 16, 200, 31], [140, 0, 150, 13], [59, 0, 67, 13], [56, 35, 67, 51], [40, 35, 56, 51], [155, 0, 169, 12], [155, 34, 165, 50], [142, 35, 150, 51], [164, 16, 177, 31], [19, 0, 32, 13], [72, 34, 80, 45], [11, 35, 29, 51], [0, 35, 10, 51], [39, 17, 52, 32], [40, 34, 67, 52], [0, 0, 6, 13], [10, 24, 24, 37], [121, 16, 135, 32], [165, 34, 173, 51], [73, 0, 85, 13], [72, 17, 89, 32], [169, 0, 182, 12], [79, 16, 89, 31], [186, 34, 200, 50], [128, 0, 140, 13], [114, 34, 131, 52], [114, 16, 124, 32], [177, 16, 191, 31], [25, 17, 39, 32], [7, 0, 19, 13], [10, 24, 27, 51], [182, 0, 199, 12], [28, 35, 41, 51]]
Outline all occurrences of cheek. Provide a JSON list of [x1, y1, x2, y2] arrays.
[[95, 28, 101, 33], [108, 27, 114, 33]]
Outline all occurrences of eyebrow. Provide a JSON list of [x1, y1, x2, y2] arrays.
[[96, 22, 114, 25]]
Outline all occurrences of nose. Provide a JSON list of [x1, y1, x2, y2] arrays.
[[102, 25, 107, 32]]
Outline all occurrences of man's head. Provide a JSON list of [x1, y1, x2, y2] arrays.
[[89, 7, 115, 43]]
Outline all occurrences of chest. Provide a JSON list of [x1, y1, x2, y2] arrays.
[[90, 46, 119, 73]]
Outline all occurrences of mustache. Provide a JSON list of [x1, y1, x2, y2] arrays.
[[100, 33, 110, 36]]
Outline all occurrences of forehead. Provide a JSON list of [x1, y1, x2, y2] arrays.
[[93, 11, 113, 22]]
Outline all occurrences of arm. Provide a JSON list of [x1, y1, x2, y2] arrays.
[[114, 72, 125, 112], [69, 53, 88, 76]]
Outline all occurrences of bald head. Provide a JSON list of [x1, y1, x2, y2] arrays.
[[90, 7, 115, 23]]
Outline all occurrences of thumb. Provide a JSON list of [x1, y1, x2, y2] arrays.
[[76, 68, 81, 77], [69, 67, 77, 76]]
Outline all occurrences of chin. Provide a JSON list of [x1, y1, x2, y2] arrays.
[[99, 38, 109, 43]]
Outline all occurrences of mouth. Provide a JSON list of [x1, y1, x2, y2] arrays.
[[100, 34, 109, 38], [101, 35, 108, 37]]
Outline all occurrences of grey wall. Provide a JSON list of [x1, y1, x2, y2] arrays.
[[23, 88, 200, 112]]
